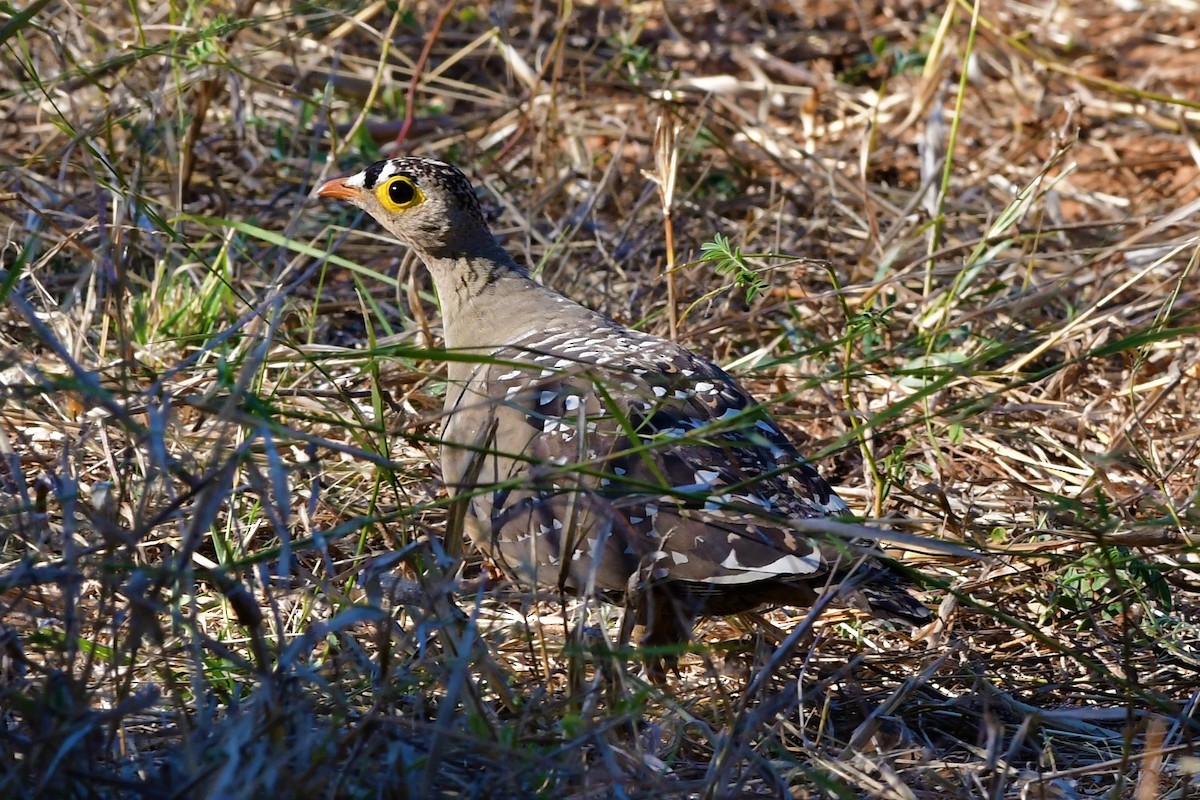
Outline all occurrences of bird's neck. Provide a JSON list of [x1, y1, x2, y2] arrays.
[[422, 244, 542, 351]]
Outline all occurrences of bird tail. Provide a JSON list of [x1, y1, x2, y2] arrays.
[[840, 567, 932, 625]]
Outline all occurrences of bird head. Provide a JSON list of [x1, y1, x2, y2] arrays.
[[316, 157, 492, 259]]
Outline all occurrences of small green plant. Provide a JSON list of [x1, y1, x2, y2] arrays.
[[699, 233, 769, 303], [840, 36, 928, 84], [845, 306, 892, 356], [1051, 545, 1172, 626], [609, 36, 655, 77]]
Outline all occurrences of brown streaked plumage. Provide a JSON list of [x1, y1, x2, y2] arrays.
[[316, 157, 931, 673]]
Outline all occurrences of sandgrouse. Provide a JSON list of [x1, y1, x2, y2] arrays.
[[317, 157, 930, 664]]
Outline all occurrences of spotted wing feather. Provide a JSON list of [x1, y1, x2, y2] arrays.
[[439, 317, 927, 623]]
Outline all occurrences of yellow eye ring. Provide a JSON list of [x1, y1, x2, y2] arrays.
[[376, 176, 425, 212]]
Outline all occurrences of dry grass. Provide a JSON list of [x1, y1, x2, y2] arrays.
[[2, 1, 1200, 797]]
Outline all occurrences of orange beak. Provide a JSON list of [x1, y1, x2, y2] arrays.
[[316, 177, 364, 201]]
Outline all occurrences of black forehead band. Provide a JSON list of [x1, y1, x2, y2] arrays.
[[363, 160, 388, 190]]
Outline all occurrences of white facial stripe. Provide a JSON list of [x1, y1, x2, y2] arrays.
[[345, 172, 366, 188]]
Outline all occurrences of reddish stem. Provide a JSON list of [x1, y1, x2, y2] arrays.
[[395, 0, 458, 148]]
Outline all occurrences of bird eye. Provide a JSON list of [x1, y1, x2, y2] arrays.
[[377, 176, 423, 212], [389, 179, 414, 205]]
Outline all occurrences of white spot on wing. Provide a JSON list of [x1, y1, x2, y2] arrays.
[[736, 493, 771, 509], [703, 549, 822, 584], [704, 493, 733, 511], [819, 493, 851, 514]]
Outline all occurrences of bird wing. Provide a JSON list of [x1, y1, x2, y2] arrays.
[[440, 318, 865, 602]]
